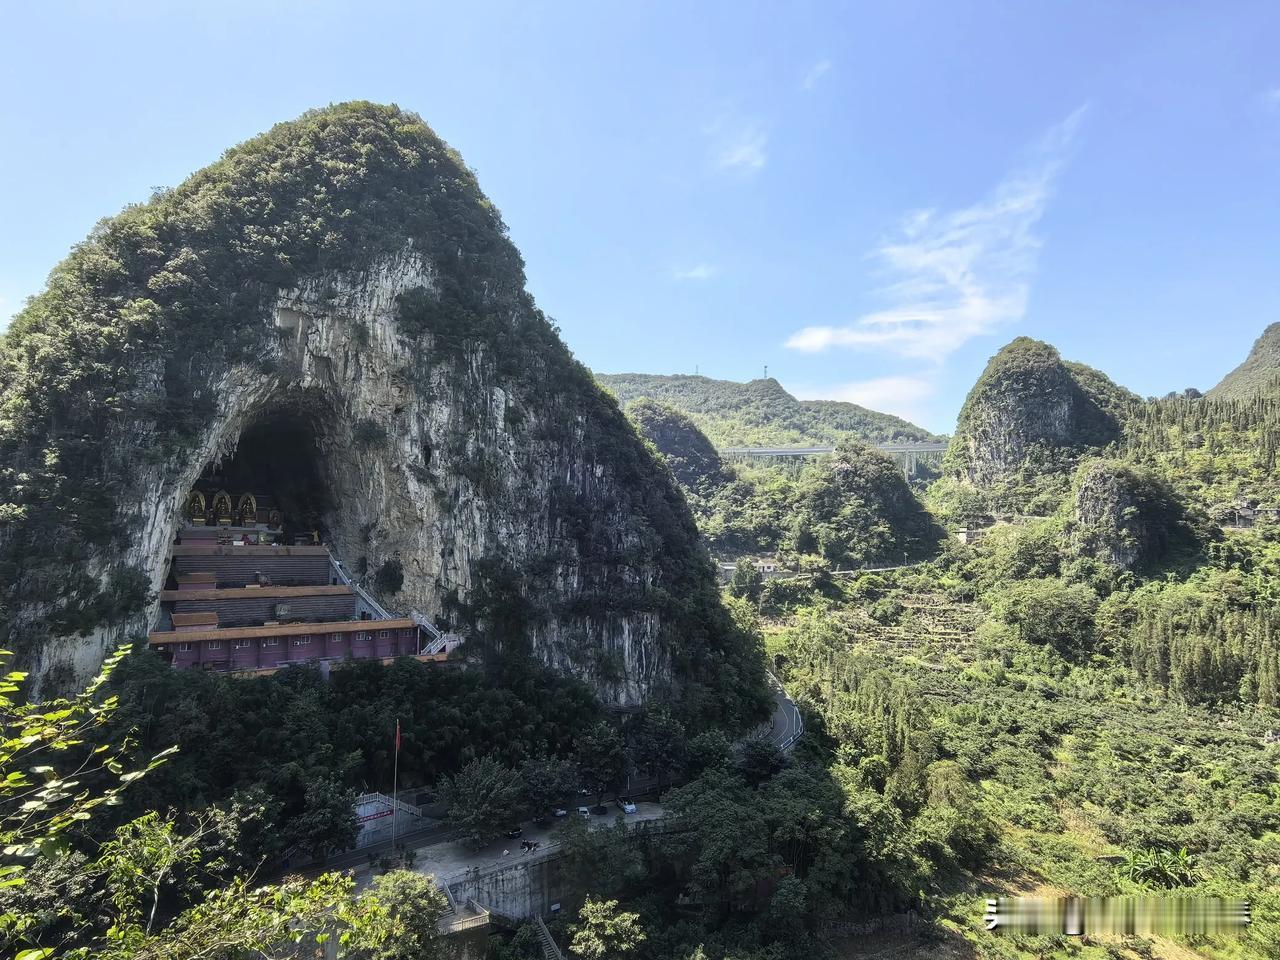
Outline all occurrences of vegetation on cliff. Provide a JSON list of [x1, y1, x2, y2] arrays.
[[597, 372, 938, 447], [627, 404, 944, 566], [626, 399, 731, 494], [0, 101, 765, 727], [935, 337, 1142, 518], [1208, 321, 1280, 401]]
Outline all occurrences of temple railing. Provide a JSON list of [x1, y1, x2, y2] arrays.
[[327, 552, 394, 620]]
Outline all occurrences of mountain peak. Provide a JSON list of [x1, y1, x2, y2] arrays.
[[1207, 323, 1280, 401]]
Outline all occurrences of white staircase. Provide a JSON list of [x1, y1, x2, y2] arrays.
[[534, 917, 565, 960]]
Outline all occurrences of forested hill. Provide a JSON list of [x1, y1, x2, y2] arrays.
[[1208, 321, 1280, 400], [596, 372, 939, 446]]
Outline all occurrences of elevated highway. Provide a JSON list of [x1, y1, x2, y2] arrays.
[[718, 440, 948, 458]]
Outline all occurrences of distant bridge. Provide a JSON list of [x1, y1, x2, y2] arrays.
[[718, 441, 949, 458]]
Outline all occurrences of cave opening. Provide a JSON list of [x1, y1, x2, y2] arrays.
[[182, 403, 335, 547]]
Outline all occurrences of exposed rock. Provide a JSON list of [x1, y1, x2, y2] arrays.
[[1068, 459, 1192, 571], [0, 103, 765, 722], [1207, 322, 1280, 400], [945, 338, 1138, 489]]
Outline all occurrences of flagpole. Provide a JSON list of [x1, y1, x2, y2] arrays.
[[391, 719, 400, 859]]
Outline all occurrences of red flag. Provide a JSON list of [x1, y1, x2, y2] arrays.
[[395, 719, 401, 752]]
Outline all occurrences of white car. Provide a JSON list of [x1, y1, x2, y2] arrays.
[[553, 808, 568, 818], [577, 806, 591, 817], [616, 798, 637, 814]]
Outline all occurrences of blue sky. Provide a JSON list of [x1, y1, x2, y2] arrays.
[[1, 1, 1277, 432]]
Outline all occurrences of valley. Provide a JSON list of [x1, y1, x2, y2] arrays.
[[1, 102, 1278, 960]]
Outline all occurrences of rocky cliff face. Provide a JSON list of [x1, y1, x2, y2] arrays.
[[1207, 322, 1280, 400], [945, 338, 1137, 489], [0, 103, 765, 722], [1068, 460, 1191, 571]]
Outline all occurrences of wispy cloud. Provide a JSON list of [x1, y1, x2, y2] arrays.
[[704, 114, 768, 173], [673, 263, 717, 281], [801, 59, 832, 91], [786, 106, 1088, 362], [792, 375, 936, 425]]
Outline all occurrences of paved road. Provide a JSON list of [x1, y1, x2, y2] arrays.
[[293, 822, 458, 878], [747, 673, 804, 752], [768, 677, 804, 750]]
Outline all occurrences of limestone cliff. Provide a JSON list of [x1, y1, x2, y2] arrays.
[[944, 338, 1138, 491], [1067, 459, 1197, 571], [0, 103, 766, 723]]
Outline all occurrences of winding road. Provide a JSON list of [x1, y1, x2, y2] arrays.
[[750, 673, 805, 752]]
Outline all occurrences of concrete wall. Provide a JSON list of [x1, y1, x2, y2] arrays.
[[446, 854, 569, 921]]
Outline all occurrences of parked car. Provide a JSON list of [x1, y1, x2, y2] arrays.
[[504, 827, 523, 839], [616, 798, 637, 814], [577, 806, 591, 818], [553, 808, 568, 818]]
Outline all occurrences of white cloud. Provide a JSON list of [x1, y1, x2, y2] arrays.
[[785, 106, 1088, 362], [704, 115, 768, 173], [673, 263, 717, 281], [792, 375, 936, 425], [801, 59, 832, 91]]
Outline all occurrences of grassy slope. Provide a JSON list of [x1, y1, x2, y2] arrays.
[[596, 372, 940, 446], [1208, 323, 1280, 401]]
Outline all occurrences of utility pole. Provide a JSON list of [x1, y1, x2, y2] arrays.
[[391, 719, 400, 857]]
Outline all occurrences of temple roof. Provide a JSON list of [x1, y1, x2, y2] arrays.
[[148, 617, 417, 645]]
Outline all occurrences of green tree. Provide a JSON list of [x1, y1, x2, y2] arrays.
[[292, 776, 359, 862], [557, 815, 643, 899], [440, 757, 524, 850], [360, 870, 450, 960], [97, 812, 211, 936], [683, 729, 732, 779], [993, 578, 1100, 654], [519, 756, 578, 819], [629, 711, 686, 791], [739, 739, 785, 788], [96, 872, 397, 960], [570, 898, 646, 960], [729, 560, 764, 602], [576, 722, 626, 810], [0, 645, 173, 952]]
